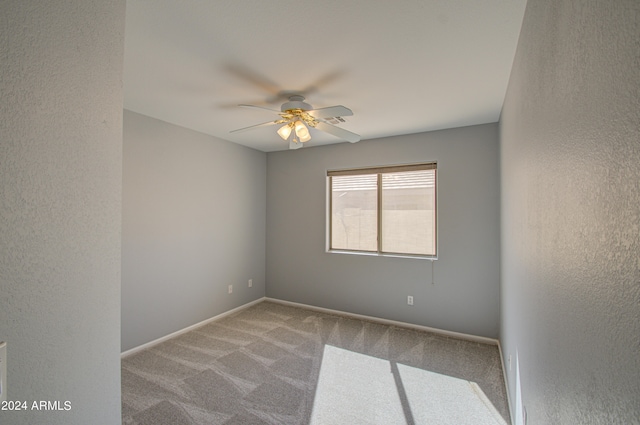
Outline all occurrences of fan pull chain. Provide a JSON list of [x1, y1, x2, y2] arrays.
[[431, 260, 435, 285]]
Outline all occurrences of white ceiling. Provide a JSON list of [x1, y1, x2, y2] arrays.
[[124, 0, 527, 152]]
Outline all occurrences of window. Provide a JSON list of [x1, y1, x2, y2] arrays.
[[328, 163, 437, 258]]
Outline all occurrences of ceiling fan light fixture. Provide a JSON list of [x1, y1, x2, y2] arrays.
[[277, 123, 293, 140], [299, 131, 311, 143], [294, 120, 311, 142], [231, 95, 360, 149]]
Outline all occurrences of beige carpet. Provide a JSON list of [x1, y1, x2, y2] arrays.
[[122, 301, 510, 425]]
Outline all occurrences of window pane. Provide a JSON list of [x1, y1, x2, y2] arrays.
[[381, 170, 436, 255], [331, 174, 378, 251]]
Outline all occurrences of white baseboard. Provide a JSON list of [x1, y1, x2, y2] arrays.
[[122, 296, 499, 358], [121, 297, 266, 358], [497, 340, 514, 425], [265, 297, 499, 346]]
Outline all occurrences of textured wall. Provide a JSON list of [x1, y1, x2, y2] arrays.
[[122, 111, 267, 352], [267, 124, 501, 338], [500, 0, 640, 423], [0, 1, 125, 424]]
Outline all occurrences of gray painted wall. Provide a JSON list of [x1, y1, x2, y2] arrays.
[[500, 0, 640, 423], [266, 124, 501, 338], [0, 2, 125, 424], [122, 111, 267, 352]]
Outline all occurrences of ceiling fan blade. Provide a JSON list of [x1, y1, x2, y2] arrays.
[[238, 104, 282, 113], [315, 121, 361, 143], [306, 105, 353, 119], [230, 120, 278, 133]]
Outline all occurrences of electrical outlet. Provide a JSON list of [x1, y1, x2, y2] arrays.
[[407, 296, 414, 306], [0, 341, 6, 402], [248, 279, 253, 288], [228, 285, 233, 294]]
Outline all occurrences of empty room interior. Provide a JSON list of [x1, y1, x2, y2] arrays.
[[1, 0, 638, 424]]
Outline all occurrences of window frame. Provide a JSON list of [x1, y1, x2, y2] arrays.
[[327, 162, 437, 259]]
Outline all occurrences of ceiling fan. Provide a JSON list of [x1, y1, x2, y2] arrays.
[[230, 95, 360, 149]]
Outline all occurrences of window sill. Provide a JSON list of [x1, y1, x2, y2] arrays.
[[327, 249, 437, 261]]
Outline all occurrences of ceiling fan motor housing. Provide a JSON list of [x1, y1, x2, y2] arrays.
[[281, 95, 312, 112]]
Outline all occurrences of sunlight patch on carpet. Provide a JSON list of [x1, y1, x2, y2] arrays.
[[311, 344, 507, 425], [310, 344, 405, 425], [398, 363, 508, 425]]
